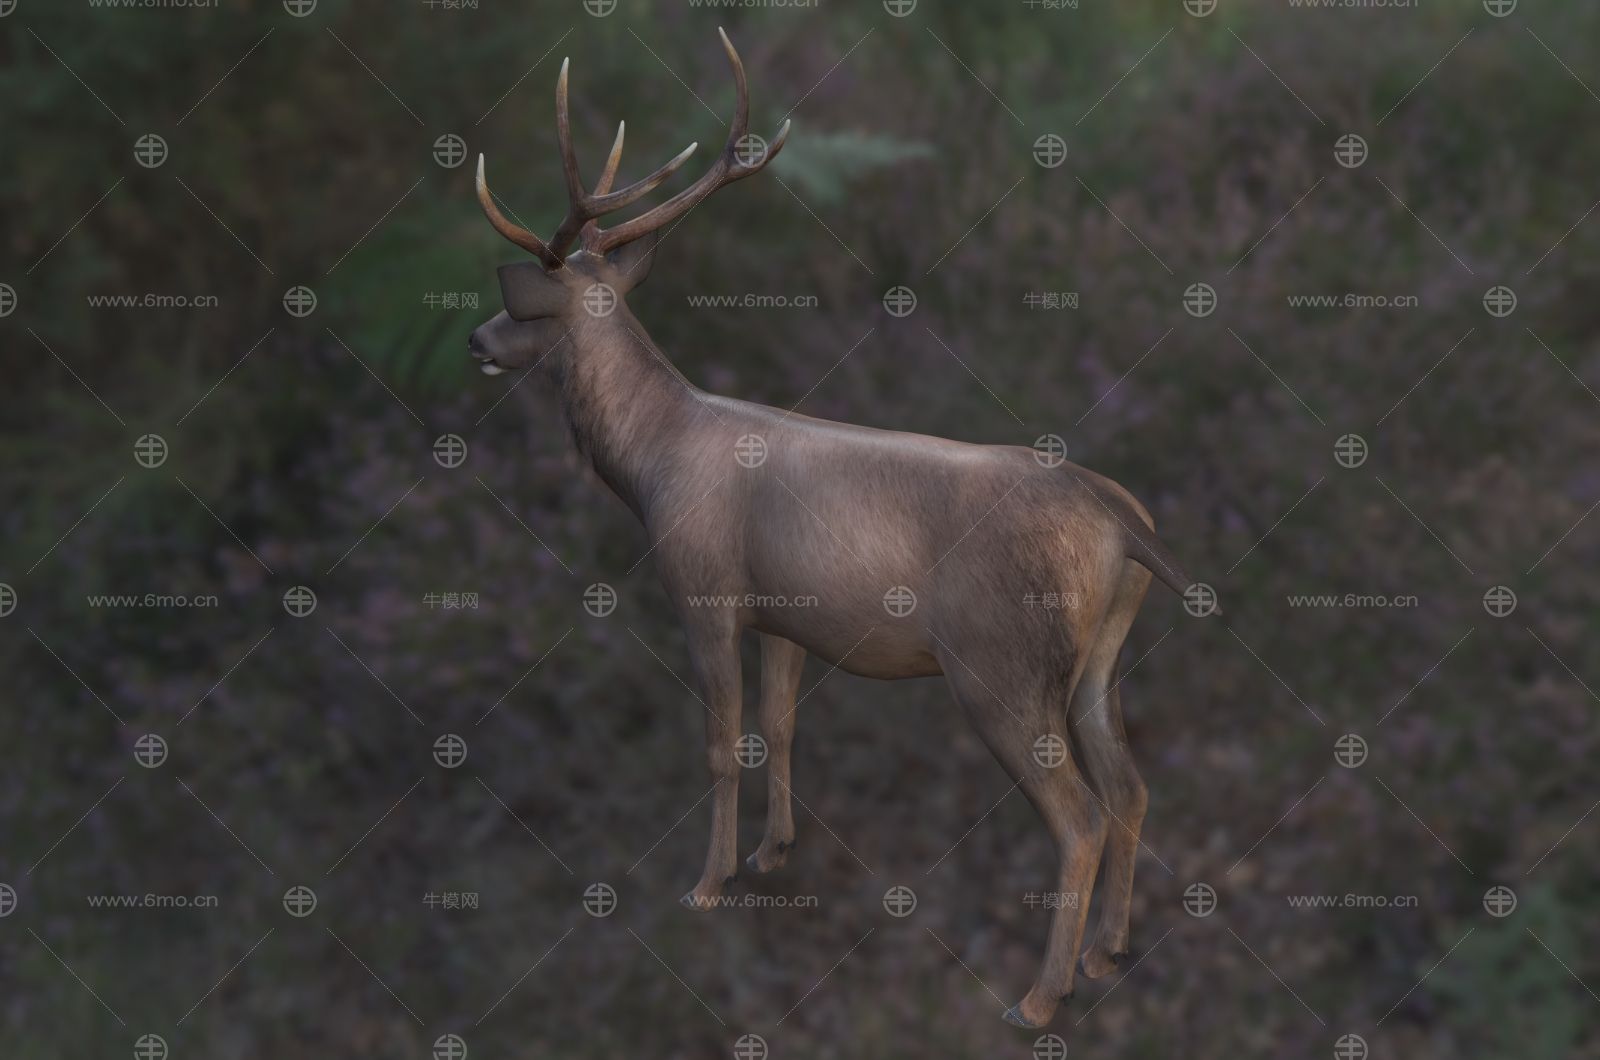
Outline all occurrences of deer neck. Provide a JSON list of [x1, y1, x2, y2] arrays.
[[554, 307, 697, 521]]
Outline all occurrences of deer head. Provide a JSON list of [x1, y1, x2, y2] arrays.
[[469, 28, 791, 376]]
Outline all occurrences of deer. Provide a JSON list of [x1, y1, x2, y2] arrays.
[[468, 29, 1210, 1030]]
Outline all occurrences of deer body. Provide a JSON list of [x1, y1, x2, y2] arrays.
[[554, 304, 1168, 679], [470, 30, 1207, 1032]]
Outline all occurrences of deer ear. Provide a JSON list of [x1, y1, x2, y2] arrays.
[[497, 262, 569, 321], [604, 232, 658, 293]]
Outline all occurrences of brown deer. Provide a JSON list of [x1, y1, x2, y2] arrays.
[[469, 29, 1210, 1030]]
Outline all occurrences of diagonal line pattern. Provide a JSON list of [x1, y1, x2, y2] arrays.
[[27, 178, 125, 275], [26, 30, 125, 124], [925, 29, 1024, 125], [174, 175, 274, 274], [777, 928, 876, 1024], [925, 326, 1025, 425], [1078, 27, 1174, 125], [27, 477, 126, 576], [325, 627, 427, 725], [326, 28, 424, 125]]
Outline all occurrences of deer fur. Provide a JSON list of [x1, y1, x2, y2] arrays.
[[469, 30, 1207, 1030]]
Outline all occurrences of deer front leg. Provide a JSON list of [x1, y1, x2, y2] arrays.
[[680, 620, 744, 912], [747, 634, 806, 874]]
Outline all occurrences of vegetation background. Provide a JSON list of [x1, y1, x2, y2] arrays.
[[4, 0, 1598, 1056]]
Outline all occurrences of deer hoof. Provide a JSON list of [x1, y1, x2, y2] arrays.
[[1078, 947, 1122, 980], [745, 850, 782, 875], [679, 891, 715, 913], [746, 839, 793, 875], [1001, 1003, 1051, 1029]]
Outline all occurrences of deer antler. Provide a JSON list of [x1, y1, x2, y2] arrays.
[[476, 155, 562, 269], [583, 28, 790, 255], [475, 28, 789, 267]]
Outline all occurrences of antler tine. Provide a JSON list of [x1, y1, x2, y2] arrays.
[[594, 121, 626, 196], [587, 28, 788, 255], [476, 154, 562, 269], [719, 26, 750, 145], [554, 58, 587, 204], [550, 61, 700, 259], [579, 121, 626, 244], [555, 137, 699, 254]]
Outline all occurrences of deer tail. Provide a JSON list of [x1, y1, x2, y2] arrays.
[[1121, 515, 1219, 615]]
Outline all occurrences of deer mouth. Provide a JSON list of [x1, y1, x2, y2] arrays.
[[472, 349, 508, 375]]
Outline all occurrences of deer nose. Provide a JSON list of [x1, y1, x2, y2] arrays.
[[467, 330, 487, 359]]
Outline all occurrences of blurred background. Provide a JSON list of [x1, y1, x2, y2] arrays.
[[5, 0, 1599, 1055]]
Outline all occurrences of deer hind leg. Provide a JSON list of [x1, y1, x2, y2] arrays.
[[1068, 560, 1152, 979], [679, 619, 744, 911], [940, 651, 1103, 1030], [747, 634, 806, 875]]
